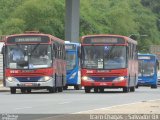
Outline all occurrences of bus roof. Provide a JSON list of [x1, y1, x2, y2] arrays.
[[138, 53, 157, 57], [138, 53, 158, 60], [81, 34, 137, 45], [5, 33, 64, 43], [65, 41, 80, 46]]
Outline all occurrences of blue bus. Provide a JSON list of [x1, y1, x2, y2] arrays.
[[137, 53, 159, 88], [64, 41, 81, 90]]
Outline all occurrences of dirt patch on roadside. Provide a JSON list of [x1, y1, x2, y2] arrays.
[[0, 80, 3, 84]]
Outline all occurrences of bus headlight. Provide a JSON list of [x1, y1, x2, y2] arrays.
[[70, 72, 77, 79], [6, 77, 14, 82], [113, 76, 125, 82], [39, 76, 52, 82], [44, 76, 51, 81], [82, 76, 94, 82]]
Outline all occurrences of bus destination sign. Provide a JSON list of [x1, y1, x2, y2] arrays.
[[7, 36, 50, 43], [138, 56, 151, 60], [83, 36, 125, 44], [65, 44, 76, 50], [15, 37, 42, 42]]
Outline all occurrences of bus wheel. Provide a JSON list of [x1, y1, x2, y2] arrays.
[[48, 87, 56, 93], [94, 88, 99, 93], [27, 88, 31, 93], [74, 85, 81, 90], [135, 85, 139, 89], [151, 85, 157, 89], [130, 87, 135, 92], [10, 87, 16, 94], [99, 88, 104, 93], [21, 88, 26, 93], [58, 87, 63, 92], [63, 86, 68, 90], [85, 87, 91, 93], [123, 87, 129, 93]]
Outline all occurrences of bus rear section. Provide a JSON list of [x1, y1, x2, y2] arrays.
[[137, 54, 158, 89], [3, 32, 66, 94], [81, 35, 138, 93], [64, 41, 81, 90]]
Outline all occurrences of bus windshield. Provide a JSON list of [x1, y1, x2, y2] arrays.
[[138, 60, 155, 77], [66, 52, 76, 70], [82, 46, 126, 69], [7, 44, 52, 69]]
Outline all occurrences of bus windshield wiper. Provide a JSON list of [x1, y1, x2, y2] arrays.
[[30, 43, 40, 56], [105, 45, 115, 58]]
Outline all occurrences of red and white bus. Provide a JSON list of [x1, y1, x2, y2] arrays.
[[2, 31, 66, 94], [81, 34, 138, 93]]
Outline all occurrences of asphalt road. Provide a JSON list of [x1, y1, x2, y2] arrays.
[[0, 87, 160, 115]]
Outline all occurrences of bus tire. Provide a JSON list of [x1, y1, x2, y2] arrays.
[[94, 88, 99, 93], [74, 85, 81, 90], [63, 86, 68, 90], [21, 88, 26, 93], [99, 88, 104, 93], [136, 85, 139, 89], [48, 87, 56, 93], [10, 87, 16, 94], [27, 88, 31, 93], [151, 85, 157, 89], [123, 87, 129, 93], [85, 87, 91, 93], [58, 87, 63, 92], [130, 87, 135, 92]]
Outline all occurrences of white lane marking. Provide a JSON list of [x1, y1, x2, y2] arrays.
[[73, 99, 160, 114], [15, 107, 32, 110], [58, 101, 71, 104]]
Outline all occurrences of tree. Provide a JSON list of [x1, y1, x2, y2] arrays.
[[0, 0, 160, 53], [1, 18, 25, 35]]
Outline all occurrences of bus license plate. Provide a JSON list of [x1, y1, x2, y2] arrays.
[[24, 83, 33, 86], [100, 83, 107, 86]]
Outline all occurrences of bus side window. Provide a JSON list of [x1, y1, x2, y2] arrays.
[[54, 42, 58, 58], [63, 44, 65, 60], [57, 44, 60, 59], [127, 45, 129, 59], [126, 46, 129, 67], [128, 43, 131, 59], [58, 43, 61, 59], [1, 46, 4, 54], [52, 43, 55, 58], [59, 44, 61, 59], [60, 44, 62, 59]]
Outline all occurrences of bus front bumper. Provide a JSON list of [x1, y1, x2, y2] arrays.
[[5, 77, 55, 88], [138, 81, 156, 86], [81, 80, 127, 87]]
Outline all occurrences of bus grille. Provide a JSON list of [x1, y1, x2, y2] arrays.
[[11, 73, 46, 77], [16, 77, 41, 82], [90, 76, 117, 82], [88, 73, 122, 77]]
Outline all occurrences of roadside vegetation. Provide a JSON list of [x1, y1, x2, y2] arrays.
[[0, 0, 160, 52]]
